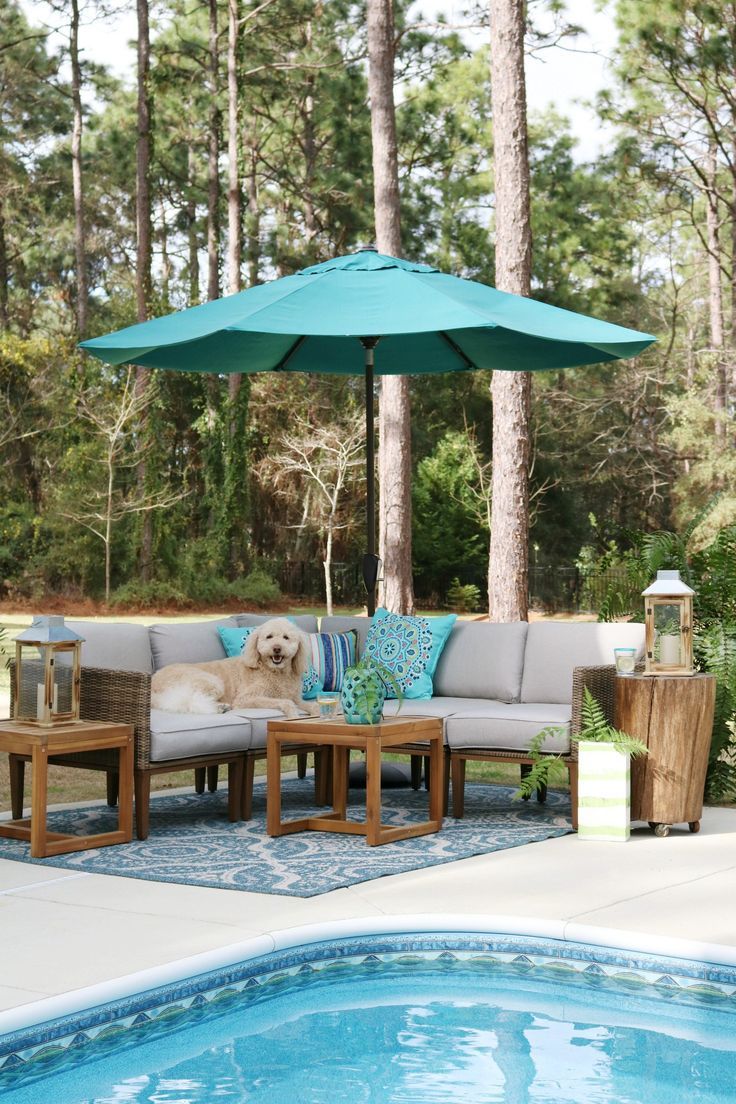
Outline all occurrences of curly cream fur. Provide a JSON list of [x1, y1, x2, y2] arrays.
[[151, 618, 320, 718]]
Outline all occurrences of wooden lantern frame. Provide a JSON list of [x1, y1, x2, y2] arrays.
[[14, 616, 84, 727], [642, 571, 694, 677]]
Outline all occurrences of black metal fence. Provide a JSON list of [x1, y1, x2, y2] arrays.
[[266, 559, 637, 616]]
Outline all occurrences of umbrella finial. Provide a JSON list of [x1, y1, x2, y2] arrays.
[[356, 242, 377, 252]]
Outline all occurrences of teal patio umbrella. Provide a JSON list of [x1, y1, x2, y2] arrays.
[[81, 249, 656, 612]]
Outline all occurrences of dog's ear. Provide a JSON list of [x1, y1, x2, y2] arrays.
[[293, 630, 310, 677], [241, 627, 262, 669]]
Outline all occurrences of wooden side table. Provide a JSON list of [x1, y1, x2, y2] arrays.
[[0, 719, 134, 857], [267, 715, 444, 846], [615, 673, 716, 836]]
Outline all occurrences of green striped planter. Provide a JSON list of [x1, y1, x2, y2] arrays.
[[577, 741, 630, 842]]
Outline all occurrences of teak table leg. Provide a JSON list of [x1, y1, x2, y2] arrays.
[[428, 737, 443, 826], [30, 744, 49, 858], [332, 746, 349, 818], [365, 738, 382, 845], [117, 736, 134, 841], [266, 737, 282, 836], [9, 755, 25, 819]]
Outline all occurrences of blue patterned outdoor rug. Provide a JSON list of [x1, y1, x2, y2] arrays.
[[0, 780, 573, 897]]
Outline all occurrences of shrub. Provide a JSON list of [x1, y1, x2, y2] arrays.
[[228, 567, 281, 608], [109, 579, 191, 609], [447, 577, 481, 613]]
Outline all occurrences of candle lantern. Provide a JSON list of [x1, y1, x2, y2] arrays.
[[14, 616, 84, 726], [642, 570, 694, 676]]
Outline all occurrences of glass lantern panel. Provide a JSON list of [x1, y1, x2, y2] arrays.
[[17, 644, 49, 718], [653, 603, 683, 665]]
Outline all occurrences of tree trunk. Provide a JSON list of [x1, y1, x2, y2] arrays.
[[488, 0, 532, 622], [706, 143, 727, 438], [324, 523, 334, 617], [0, 200, 8, 328], [136, 0, 153, 580], [187, 144, 199, 305], [207, 0, 220, 302], [70, 0, 87, 335], [367, 0, 414, 615], [245, 119, 260, 287], [227, 0, 242, 403]]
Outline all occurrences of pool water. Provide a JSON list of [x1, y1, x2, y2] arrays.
[[3, 953, 736, 1104]]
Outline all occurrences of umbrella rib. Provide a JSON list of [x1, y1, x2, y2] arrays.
[[439, 331, 479, 369], [273, 335, 307, 370]]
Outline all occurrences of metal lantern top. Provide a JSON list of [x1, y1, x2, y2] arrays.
[[642, 570, 695, 598], [15, 615, 85, 645]]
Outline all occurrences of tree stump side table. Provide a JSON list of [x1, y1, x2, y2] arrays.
[[615, 673, 715, 837]]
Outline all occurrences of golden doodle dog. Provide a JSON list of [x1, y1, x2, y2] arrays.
[[151, 618, 320, 718]]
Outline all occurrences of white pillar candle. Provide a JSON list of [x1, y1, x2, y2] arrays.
[[660, 634, 681, 665], [36, 683, 45, 720]]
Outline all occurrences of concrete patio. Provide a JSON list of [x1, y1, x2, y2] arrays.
[[1, 791, 735, 1034]]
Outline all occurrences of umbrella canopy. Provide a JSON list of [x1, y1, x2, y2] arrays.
[[80, 249, 656, 612], [82, 249, 655, 374]]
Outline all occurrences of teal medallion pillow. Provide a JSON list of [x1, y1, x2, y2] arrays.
[[364, 608, 457, 700], [217, 626, 322, 699]]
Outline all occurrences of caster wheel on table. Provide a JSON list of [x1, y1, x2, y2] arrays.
[[653, 823, 670, 838], [688, 820, 700, 833]]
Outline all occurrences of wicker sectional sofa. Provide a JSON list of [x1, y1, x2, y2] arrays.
[[11, 613, 645, 837]]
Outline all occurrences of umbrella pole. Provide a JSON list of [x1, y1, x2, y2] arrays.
[[361, 337, 380, 617]]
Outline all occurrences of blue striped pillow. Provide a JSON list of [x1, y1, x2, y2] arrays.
[[309, 631, 357, 692]]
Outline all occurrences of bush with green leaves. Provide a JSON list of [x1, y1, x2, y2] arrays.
[[228, 567, 281, 608], [593, 518, 736, 801], [446, 577, 481, 612]]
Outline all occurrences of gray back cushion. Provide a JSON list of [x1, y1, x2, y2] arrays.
[[320, 615, 370, 653], [433, 621, 528, 703], [520, 621, 646, 704], [149, 618, 238, 670], [235, 613, 319, 633], [66, 620, 153, 673]]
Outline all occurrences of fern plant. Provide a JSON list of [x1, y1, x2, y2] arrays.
[[594, 518, 736, 801], [515, 688, 647, 800]]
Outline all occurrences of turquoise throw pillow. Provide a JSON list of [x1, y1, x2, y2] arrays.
[[364, 608, 457, 700], [217, 626, 322, 699]]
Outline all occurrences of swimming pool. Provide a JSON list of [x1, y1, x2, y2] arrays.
[[2, 932, 735, 1103]]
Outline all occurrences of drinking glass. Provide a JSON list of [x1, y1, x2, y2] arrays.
[[614, 647, 636, 675]]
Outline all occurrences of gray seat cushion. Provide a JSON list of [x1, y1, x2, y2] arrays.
[[520, 621, 645, 705], [236, 613, 319, 633], [230, 707, 290, 749], [382, 696, 476, 736], [432, 621, 528, 703], [149, 709, 252, 761], [149, 618, 238, 670], [67, 620, 153, 673], [446, 701, 572, 754]]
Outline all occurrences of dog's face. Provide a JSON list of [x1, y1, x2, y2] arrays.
[[242, 618, 309, 676]]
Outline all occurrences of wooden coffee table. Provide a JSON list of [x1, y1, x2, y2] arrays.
[[0, 719, 134, 858], [266, 714, 444, 846]]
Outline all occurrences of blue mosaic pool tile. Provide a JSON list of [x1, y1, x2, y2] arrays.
[[2, 931, 736, 1081]]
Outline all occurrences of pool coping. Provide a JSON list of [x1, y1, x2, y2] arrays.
[[3, 911, 736, 1043]]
